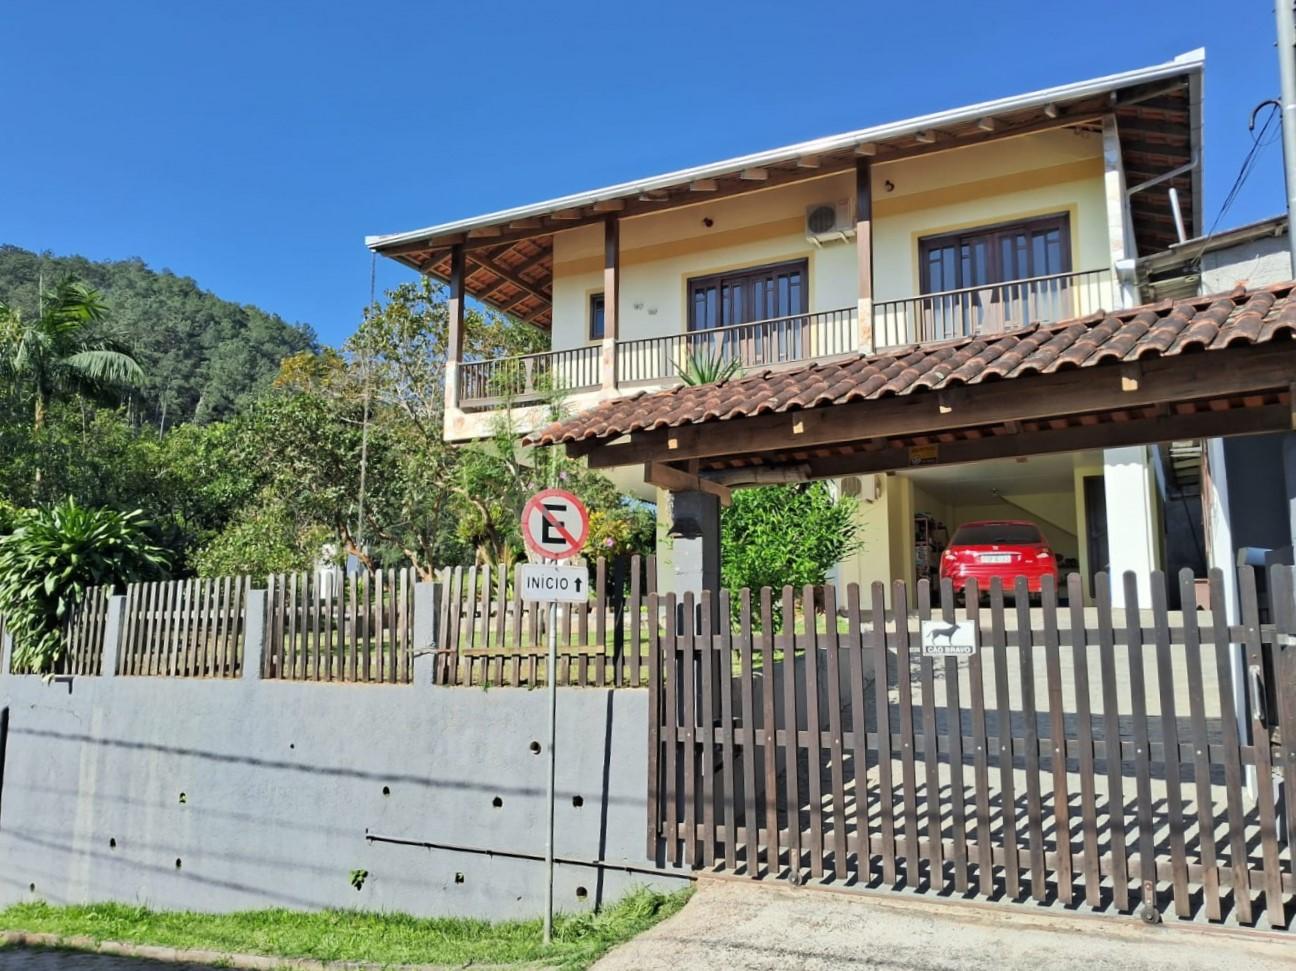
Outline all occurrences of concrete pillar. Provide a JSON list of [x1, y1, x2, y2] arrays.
[[667, 490, 721, 612], [1104, 445, 1159, 606], [242, 589, 267, 680], [100, 595, 126, 677], [412, 579, 442, 687]]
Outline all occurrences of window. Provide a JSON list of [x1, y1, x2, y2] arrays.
[[915, 214, 1073, 339], [951, 522, 1046, 546], [687, 259, 808, 332], [918, 213, 1071, 293], [589, 293, 605, 341]]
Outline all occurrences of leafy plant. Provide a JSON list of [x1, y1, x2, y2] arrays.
[[0, 497, 168, 673], [673, 346, 742, 386], [720, 482, 860, 628], [0, 278, 142, 430]]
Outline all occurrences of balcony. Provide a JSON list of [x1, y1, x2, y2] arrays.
[[453, 266, 1117, 419]]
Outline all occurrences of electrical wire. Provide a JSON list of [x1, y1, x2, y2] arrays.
[[1191, 99, 1281, 268]]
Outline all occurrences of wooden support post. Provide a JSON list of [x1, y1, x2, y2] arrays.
[[855, 157, 874, 353], [446, 243, 466, 408], [602, 216, 620, 392]]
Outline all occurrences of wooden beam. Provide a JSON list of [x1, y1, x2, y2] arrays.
[[796, 155, 821, 169], [445, 243, 465, 406], [977, 117, 997, 132], [551, 208, 583, 220], [914, 130, 937, 144], [603, 216, 619, 342], [855, 143, 877, 156], [575, 343, 1296, 468], [739, 168, 769, 180], [1043, 102, 1060, 119], [508, 218, 543, 230], [462, 252, 551, 307], [592, 199, 626, 212], [645, 462, 732, 506], [689, 179, 718, 192], [467, 226, 502, 238], [855, 157, 873, 353], [793, 403, 1291, 480]]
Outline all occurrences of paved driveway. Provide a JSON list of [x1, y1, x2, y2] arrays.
[[593, 878, 1296, 971]]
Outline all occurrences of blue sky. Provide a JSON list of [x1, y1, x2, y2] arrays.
[[0, 1, 1286, 346]]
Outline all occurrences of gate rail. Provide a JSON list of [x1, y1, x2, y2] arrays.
[[648, 565, 1296, 930]]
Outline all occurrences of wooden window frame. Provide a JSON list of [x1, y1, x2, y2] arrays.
[[686, 258, 809, 332], [917, 212, 1072, 294], [589, 292, 605, 342]]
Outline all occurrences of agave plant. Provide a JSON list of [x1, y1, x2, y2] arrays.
[[0, 498, 167, 673], [673, 346, 742, 386]]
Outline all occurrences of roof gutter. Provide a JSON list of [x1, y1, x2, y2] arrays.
[[366, 49, 1205, 253]]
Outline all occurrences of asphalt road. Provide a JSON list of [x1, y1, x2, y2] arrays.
[[593, 878, 1296, 971], [0, 950, 217, 970]]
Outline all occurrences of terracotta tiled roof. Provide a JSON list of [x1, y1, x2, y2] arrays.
[[528, 282, 1296, 447]]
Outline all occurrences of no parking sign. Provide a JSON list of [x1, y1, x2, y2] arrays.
[[520, 488, 589, 561]]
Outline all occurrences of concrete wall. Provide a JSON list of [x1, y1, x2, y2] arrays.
[[0, 591, 671, 919]]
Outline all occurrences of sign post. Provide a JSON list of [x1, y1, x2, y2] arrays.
[[519, 489, 589, 946]]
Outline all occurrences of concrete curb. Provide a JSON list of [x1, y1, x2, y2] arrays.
[[0, 931, 527, 970]]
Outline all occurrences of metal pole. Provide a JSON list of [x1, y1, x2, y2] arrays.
[[1276, 0, 1296, 269], [543, 598, 557, 946]]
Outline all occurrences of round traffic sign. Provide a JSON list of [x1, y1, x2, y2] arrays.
[[521, 489, 590, 561]]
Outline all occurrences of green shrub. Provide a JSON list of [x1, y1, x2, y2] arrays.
[[0, 497, 167, 673], [720, 482, 860, 627]]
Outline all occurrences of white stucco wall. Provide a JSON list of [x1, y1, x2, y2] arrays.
[[548, 128, 1108, 354]]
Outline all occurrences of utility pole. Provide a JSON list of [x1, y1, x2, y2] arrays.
[[1276, 0, 1296, 269]]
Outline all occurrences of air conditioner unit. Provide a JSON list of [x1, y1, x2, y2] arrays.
[[805, 199, 855, 247]]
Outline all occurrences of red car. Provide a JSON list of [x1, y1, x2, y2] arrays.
[[939, 520, 1059, 595]]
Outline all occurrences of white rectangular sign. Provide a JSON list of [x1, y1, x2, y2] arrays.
[[517, 563, 590, 603], [920, 619, 978, 657]]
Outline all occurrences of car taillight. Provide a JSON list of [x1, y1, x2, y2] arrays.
[[1035, 549, 1053, 559]]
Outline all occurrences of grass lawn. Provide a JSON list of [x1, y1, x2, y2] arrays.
[[0, 886, 692, 970]]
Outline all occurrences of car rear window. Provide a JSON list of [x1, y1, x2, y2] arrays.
[[951, 523, 1044, 546]]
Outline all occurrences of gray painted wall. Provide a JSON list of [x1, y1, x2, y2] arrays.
[[0, 588, 674, 919]]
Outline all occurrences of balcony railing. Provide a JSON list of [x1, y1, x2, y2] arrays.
[[458, 345, 601, 410], [616, 307, 857, 385], [873, 267, 1117, 349], [453, 268, 1121, 412]]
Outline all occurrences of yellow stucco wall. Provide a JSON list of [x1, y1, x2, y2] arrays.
[[548, 127, 1106, 353]]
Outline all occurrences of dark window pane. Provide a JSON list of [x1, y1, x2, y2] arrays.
[[951, 522, 1046, 545], [589, 293, 605, 340]]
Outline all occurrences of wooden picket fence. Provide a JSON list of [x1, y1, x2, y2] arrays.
[[59, 585, 113, 676], [649, 565, 1296, 931], [120, 577, 248, 678], [263, 567, 415, 683], [435, 556, 655, 687]]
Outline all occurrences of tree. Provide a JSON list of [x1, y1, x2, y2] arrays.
[[0, 497, 168, 673], [0, 279, 141, 431], [720, 482, 860, 624]]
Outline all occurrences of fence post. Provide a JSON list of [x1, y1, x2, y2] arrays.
[[412, 579, 441, 688], [100, 595, 126, 677], [242, 589, 267, 680]]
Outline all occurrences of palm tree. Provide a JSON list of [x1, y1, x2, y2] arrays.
[[0, 279, 143, 431]]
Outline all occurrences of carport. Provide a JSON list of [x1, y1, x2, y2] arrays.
[[530, 283, 1296, 600]]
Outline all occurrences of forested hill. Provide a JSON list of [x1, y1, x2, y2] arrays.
[[0, 245, 318, 427]]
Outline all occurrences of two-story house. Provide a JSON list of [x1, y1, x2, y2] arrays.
[[368, 50, 1208, 603]]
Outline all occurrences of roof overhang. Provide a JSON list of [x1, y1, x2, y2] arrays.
[[367, 50, 1205, 328], [529, 282, 1295, 487]]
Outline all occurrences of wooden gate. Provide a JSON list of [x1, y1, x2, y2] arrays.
[[647, 565, 1296, 930]]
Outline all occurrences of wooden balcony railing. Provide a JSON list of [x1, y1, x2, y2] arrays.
[[453, 268, 1122, 413], [873, 267, 1117, 349], [616, 307, 857, 385], [458, 345, 601, 410]]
